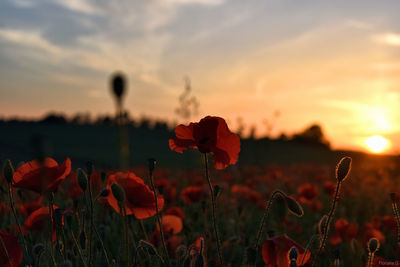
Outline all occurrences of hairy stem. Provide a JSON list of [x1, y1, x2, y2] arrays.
[[149, 169, 172, 267], [204, 153, 223, 265]]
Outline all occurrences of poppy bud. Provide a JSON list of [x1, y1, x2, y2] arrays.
[[111, 183, 125, 203], [285, 196, 304, 217], [390, 192, 396, 202], [111, 73, 126, 100], [77, 169, 88, 192], [2, 159, 14, 184], [100, 188, 110, 197], [148, 158, 156, 173], [318, 215, 328, 235], [288, 246, 298, 260], [176, 245, 187, 259], [336, 157, 352, 182], [54, 208, 64, 226], [32, 243, 45, 256], [85, 161, 94, 178], [79, 230, 86, 249], [139, 240, 157, 255], [368, 238, 380, 253]]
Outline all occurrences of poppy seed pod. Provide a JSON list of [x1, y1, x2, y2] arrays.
[[32, 243, 45, 256], [111, 73, 126, 100], [336, 157, 352, 182], [111, 182, 125, 203], [2, 159, 14, 183], [100, 188, 110, 197], [368, 238, 380, 253], [77, 169, 88, 192], [288, 246, 298, 260], [285, 196, 304, 217]]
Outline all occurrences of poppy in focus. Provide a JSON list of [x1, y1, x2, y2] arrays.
[[169, 116, 240, 169], [13, 158, 71, 194], [105, 172, 164, 219]]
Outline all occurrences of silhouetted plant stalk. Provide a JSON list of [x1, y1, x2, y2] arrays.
[[0, 234, 12, 267], [85, 163, 95, 266], [313, 157, 352, 267], [47, 193, 57, 266], [111, 73, 130, 169], [254, 189, 285, 255], [148, 158, 172, 267], [390, 193, 400, 246], [299, 234, 318, 266], [203, 153, 223, 265], [3, 160, 29, 260], [111, 182, 130, 265], [367, 238, 379, 267], [70, 228, 88, 267]]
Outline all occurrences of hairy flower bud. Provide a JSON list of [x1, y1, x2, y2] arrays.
[[368, 238, 380, 253], [336, 156, 352, 182], [111, 73, 126, 100], [288, 246, 298, 260], [77, 168, 88, 192], [285, 196, 304, 217]]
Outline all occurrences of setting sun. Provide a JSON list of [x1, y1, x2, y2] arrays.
[[365, 135, 390, 153]]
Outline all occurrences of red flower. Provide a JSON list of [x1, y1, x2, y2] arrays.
[[23, 205, 58, 242], [297, 183, 318, 200], [181, 186, 204, 204], [13, 158, 71, 194], [159, 215, 183, 235], [169, 116, 240, 169], [105, 172, 164, 219], [262, 234, 310, 267], [231, 184, 261, 203], [164, 207, 185, 220], [0, 230, 23, 267], [323, 181, 336, 196]]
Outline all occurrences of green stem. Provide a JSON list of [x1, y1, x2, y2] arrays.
[[149, 169, 172, 267], [7, 182, 29, 259], [204, 153, 223, 265]]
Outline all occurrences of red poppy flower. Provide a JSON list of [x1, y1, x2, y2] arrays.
[[169, 116, 240, 169], [23, 205, 58, 242], [297, 183, 318, 200], [164, 207, 185, 220], [181, 186, 204, 204], [105, 172, 164, 219], [13, 158, 71, 194], [0, 230, 23, 267], [262, 234, 310, 267], [231, 184, 261, 203]]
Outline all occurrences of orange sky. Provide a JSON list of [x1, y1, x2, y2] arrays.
[[1, 0, 400, 154]]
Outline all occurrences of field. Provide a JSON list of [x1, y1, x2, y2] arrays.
[[0, 116, 399, 267]]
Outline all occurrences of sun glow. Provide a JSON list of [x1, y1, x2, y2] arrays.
[[365, 135, 389, 153]]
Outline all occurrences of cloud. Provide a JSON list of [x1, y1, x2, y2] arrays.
[[52, 0, 103, 15], [374, 32, 400, 46], [0, 28, 61, 55]]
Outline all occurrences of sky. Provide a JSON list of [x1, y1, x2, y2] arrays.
[[0, 0, 400, 153]]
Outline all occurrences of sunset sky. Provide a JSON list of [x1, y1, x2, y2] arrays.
[[1, 0, 400, 153]]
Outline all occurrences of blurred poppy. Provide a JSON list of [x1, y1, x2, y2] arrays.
[[164, 207, 185, 220], [13, 158, 71, 194], [159, 215, 183, 235], [23, 205, 58, 242], [105, 172, 164, 219], [231, 184, 261, 204], [323, 181, 336, 196], [297, 183, 318, 200], [181, 186, 204, 204], [0, 229, 23, 267], [363, 223, 385, 244], [169, 116, 240, 169], [262, 234, 310, 267]]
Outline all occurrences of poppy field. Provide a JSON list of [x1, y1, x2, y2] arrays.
[[0, 79, 399, 267]]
